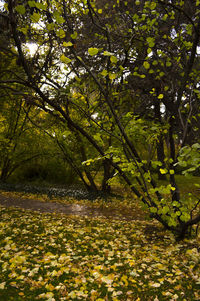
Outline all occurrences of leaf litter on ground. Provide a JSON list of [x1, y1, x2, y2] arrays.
[[0, 203, 199, 300]]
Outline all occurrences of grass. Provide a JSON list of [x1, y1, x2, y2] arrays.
[[0, 204, 199, 300], [155, 174, 200, 192]]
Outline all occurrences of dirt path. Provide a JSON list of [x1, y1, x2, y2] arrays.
[[0, 192, 146, 221]]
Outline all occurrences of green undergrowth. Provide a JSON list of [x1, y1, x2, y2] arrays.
[[157, 174, 200, 194], [0, 206, 199, 300]]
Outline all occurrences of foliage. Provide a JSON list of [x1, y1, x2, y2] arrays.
[[0, 0, 200, 239], [176, 143, 200, 176], [0, 98, 78, 185], [0, 98, 39, 182], [0, 205, 199, 300]]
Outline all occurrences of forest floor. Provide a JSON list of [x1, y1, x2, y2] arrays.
[[0, 190, 200, 300]]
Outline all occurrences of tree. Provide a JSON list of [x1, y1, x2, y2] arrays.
[[0, 23, 43, 181], [1, 0, 200, 240]]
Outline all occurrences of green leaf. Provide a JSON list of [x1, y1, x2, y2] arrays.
[[150, 207, 157, 213], [103, 51, 113, 56], [151, 161, 162, 168], [63, 41, 73, 47], [88, 48, 99, 56], [19, 27, 28, 35], [147, 37, 155, 47], [71, 32, 78, 39], [28, 1, 36, 8], [46, 23, 55, 31], [180, 213, 190, 222], [110, 55, 118, 64], [57, 29, 66, 39], [109, 73, 117, 80], [60, 54, 72, 64], [31, 12, 40, 23], [172, 201, 180, 207], [101, 70, 108, 76], [192, 143, 200, 149], [150, 2, 157, 9], [162, 206, 169, 214], [16, 5, 26, 15], [35, 2, 47, 10], [168, 218, 178, 227], [147, 48, 152, 54], [143, 61, 150, 69], [55, 15, 65, 24]]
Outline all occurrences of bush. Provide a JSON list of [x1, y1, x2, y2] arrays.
[[9, 157, 78, 186]]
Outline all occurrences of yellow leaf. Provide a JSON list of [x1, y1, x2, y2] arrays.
[[109, 73, 117, 80], [18, 292, 24, 296], [101, 274, 115, 284], [158, 277, 165, 283], [159, 168, 167, 174], [51, 270, 58, 277], [60, 54, 72, 64], [158, 94, 164, 99], [121, 275, 128, 286], [45, 283, 55, 291], [150, 282, 161, 287], [88, 47, 99, 56], [63, 41, 73, 47], [68, 291, 77, 299], [0, 282, 6, 289]]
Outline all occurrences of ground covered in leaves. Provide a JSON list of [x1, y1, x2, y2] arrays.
[[0, 200, 199, 300]]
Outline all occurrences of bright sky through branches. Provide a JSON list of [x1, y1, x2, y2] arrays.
[[27, 43, 38, 56]]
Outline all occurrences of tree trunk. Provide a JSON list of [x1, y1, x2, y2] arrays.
[[154, 100, 166, 180], [76, 133, 98, 192], [101, 159, 112, 193], [156, 137, 166, 180], [0, 158, 11, 182]]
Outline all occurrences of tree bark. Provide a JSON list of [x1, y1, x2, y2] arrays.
[[154, 100, 166, 180]]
